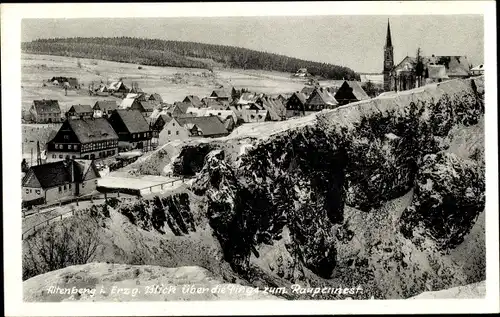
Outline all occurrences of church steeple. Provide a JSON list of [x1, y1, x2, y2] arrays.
[[383, 19, 394, 91], [385, 19, 392, 48]]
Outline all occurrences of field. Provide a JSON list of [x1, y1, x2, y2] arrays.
[[21, 53, 309, 112]]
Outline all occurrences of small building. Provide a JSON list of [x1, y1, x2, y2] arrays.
[[334, 81, 370, 106], [294, 68, 308, 77], [256, 96, 286, 121], [108, 109, 153, 152], [210, 88, 232, 101], [67, 78, 79, 89], [22, 159, 100, 207], [286, 92, 308, 117], [470, 64, 484, 76], [107, 81, 129, 94], [304, 87, 338, 111], [66, 104, 93, 119], [149, 93, 163, 103], [130, 100, 156, 118], [46, 118, 119, 162], [182, 95, 203, 108], [151, 114, 173, 138], [93, 100, 118, 118], [158, 116, 228, 145], [29, 100, 62, 123]]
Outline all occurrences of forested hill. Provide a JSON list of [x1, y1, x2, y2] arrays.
[[22, 37, 360, 80]]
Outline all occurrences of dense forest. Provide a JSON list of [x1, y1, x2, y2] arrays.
[[22, 37, 360, 80]]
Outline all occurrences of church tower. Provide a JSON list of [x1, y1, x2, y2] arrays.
[[383, 19, 394, 91]]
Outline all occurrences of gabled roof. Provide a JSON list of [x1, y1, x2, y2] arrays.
[[307, 88, 338, 106], [139, 101, 155, 112], [176, 116, 228, 137], [93, 100, 118, 111], [210, 88, 231, 99], [291, 92, 307, 104], [113, 109, 150, 134], [22, 159, 99, 189], [67, 118, 119, 143], [183, 95, 203, 107], [119, 98, 137, 109], [149, 93, 163, 102], [68, 104, 93, 114], [173, 102, 191, 114], [341, 81, 370, 100], [108, 81, 128, 91], [32, 100, 61, 113]]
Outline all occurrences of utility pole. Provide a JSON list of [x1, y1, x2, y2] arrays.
[[30, 148, 33, 167]]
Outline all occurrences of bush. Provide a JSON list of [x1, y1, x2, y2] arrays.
[[23, 214, 102, 280]]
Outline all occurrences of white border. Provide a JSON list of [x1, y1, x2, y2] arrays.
[[2, 2, 498, 315]]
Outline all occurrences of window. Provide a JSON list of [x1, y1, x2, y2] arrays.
[[64, 135, 69, 140], [69, 183, 72, 189], [82, 183, 85, 188], [168, 130, 171, 135], [59, 155, 63, 159], [36, 190, 41, 195], [68, 145, 72, 150], [133, 134, 136, 139], [59, 186, 62, 193], [176, 131, 179, 135], [64, 185, 67, 191], [52, 154, 56, 158], [95, 180, 98, 185], [172, 123, 175, 127], [143, 133, 146, 137], [25, 189, 29, 194]]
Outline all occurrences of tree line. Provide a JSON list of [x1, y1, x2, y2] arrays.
[[23, 37, 360, 80]]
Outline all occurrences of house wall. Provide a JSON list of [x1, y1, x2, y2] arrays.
[[78, 178, 98, 196], [158, 121, 189, 145], [45, 184, 77, 204], [46, 148, 117, 162], [22, 187, 45, 202], [32, 111, 62, 123]]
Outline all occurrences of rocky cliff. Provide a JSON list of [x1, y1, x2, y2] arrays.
[[174, 77, 485, 297]]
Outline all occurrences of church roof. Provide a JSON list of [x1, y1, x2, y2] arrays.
[[385, 19, 392, 47]]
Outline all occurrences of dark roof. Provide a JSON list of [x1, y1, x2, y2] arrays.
[[173, 102, 191, 114], [385, 19, 392, 47], [184, 95, 203, 107], [293, 92, 307, 104], [33, 100, 61, 114], [67, 117, 118, 143], [149, 93, 163, 102], [68, 104, 93, 114], [211, 89, 231, 98], [176, 116, 228, 136], [342, 81, 370, 100], [93, 100, 118, 111], [114, 109, 150, 133], [307, 88, 338, 106], [139, 101, 156, 112], [22, 159, 99, 189]]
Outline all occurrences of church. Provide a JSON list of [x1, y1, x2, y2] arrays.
[[383, 20, 471, 92]]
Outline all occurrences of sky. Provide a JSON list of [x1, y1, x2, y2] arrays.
[[21, 15, 484, 73]]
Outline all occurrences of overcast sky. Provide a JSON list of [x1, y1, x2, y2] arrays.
[[21, 15, 484, 73]]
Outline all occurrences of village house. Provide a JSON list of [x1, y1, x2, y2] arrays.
[[108, 109, 153, 151], [210, 88, 232, 102], [334, 81, 370, 106], [294, 68, 308, 77], [183, 95, 203, 108], [46, 117, 119, 162], [158, 116, 229, 145], [286, 92, 308, 117], [29, 99, 62, 123], [66, 104, 93, 119], [258, 96, 287, 121], [93, 100, 118, 118], [130, 100, 156, 118], [304, 87, 339, 112], [107, 81, 129, 95], [241, 108, 270, 123], [151, 114, 173, 138], [470, 64, 484, 76], [202, 98, 231, 110], [149, 93, 163, 103], [22, 159, 100, 207], [185, 107, 238, 130]]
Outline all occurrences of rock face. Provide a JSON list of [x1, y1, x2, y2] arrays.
[[400, 152, 485, 250], [24, 263, 281, 301], [180, 77, 486, 292]]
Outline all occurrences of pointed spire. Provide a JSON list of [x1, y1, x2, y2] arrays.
[[385, 19, 392, 47]]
